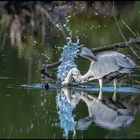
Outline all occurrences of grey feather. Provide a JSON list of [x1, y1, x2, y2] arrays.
[[78, 48, 136, 80]]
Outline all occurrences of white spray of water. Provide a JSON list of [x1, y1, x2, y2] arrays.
[[57, 16, 82, 81], [56, 16, 82, 138]]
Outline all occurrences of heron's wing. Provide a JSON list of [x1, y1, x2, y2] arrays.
[[92, 56, 120, 79], [116, 55, 136, 69], [93, 51, 136, 78], [97, 51, 136, 68]]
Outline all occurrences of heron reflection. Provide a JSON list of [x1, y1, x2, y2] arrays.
[[76, 91, 134, 130], [56, 87, 134, 135]]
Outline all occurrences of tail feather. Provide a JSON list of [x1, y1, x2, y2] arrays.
[[79, 47, 97, 61]]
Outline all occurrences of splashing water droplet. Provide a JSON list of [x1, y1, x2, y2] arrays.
[[57, 37, 81, 81], [55, 15, 84, 83], [95, 12, 98, 15]]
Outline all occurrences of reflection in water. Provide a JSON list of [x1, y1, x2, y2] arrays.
[[76, 92, 134, 130], [56, 88, 77, 138], [56, 87, 134, 137]]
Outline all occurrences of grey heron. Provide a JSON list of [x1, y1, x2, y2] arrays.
[[62, 47, 136, 100]]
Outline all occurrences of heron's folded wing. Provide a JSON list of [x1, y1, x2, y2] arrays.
[[92, 57, 120, 79], [116, 56, 136, 69]]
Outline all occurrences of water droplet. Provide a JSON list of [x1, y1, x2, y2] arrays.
[[41, 102, 44, 106], [31, 124, 33, 129], [95, 12, 98, 15]]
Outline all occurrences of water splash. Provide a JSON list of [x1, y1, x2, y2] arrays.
[[20, 83, 44, 89], [57, 37, 81, 81], [56, 14, 82, 81], [56, 17, 82, 138], [55, 15, 72, 38], [56, 36, 80, 138]]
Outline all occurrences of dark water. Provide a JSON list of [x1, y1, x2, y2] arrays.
[[0, 2, 140, 139], [0, 41, 140, 139]]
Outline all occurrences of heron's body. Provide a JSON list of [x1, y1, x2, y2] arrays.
[[62, 47, 136, 100], [85, 51, 136, 81]]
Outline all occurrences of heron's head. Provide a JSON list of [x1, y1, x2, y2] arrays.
[[71, 68, 81, 78], [78, 47, 97, 61]]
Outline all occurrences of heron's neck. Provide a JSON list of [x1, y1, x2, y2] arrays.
[[80, 61, 95, 81], [63, 61, 94, 84]]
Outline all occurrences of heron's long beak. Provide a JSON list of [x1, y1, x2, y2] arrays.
[[78, 47, 97, 61]]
